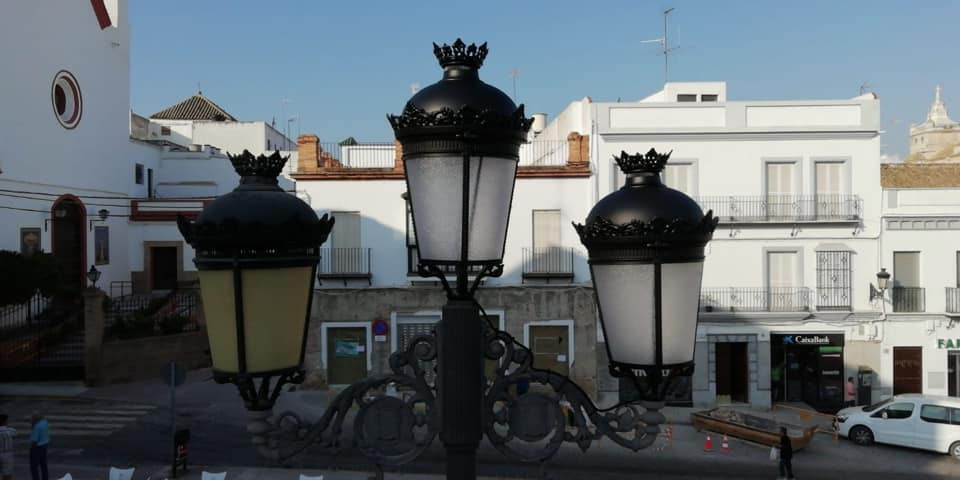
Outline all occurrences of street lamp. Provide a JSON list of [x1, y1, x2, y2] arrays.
[[177, 150, 334, 411], [388, 38, 531, 480], [89, 208, 109, 230], [575, 150, 717, 400], [86, 265, 101, 288], [871, 268, 890, 301]]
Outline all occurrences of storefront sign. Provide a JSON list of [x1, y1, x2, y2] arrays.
[[773, 333, 843, 346], [937, 338, 960, 349]]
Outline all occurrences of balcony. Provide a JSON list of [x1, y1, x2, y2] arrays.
[[946, 287, 960, 314], [522, 247, 575, 283], [891, 287, 925, 313], [700, 287, 812, 313], [317, 248, 372, 285], [696, 195, 862, 224]]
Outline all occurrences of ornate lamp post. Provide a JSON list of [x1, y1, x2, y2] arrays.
[[575, 150, 717, 401], [177, 150, 334, 411], [86, 265, 101, 288], [388, 38, 531, 479]]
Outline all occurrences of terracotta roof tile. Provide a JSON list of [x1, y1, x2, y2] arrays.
[[150, 92, 237, 121]]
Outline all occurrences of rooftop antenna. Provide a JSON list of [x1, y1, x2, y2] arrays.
[[859, 81, 872, 95], [280, 98, 292, 149], [640, 7, 678, 86], [510, 68, 521, 102]]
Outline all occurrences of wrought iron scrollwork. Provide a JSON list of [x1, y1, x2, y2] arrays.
[[482, 328, 666, 463]]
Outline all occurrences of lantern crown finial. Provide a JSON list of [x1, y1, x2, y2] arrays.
[[615, 149, 672, 174], [432, 39, 488, 69], [228, 150, 287, 179]]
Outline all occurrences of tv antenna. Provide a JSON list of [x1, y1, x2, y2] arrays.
[[859, 81, 873, 95], [510, 68, 521, 102], [640, 7, 678, 85]]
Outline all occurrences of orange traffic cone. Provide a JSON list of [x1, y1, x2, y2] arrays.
[[721, 434, 730, 453], [703, 433, 713, 452]]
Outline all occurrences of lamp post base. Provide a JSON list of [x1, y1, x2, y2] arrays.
[[438, 298, 483, 480]]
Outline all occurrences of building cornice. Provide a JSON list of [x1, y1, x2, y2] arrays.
[[600, 131, 879, 142]]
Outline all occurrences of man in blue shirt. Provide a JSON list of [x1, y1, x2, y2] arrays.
[[29, 413, 48, 480]]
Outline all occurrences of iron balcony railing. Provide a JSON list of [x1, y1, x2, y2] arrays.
[[0, 292, 51, 332], [947, 287, 960, 314], [522, 247, 574, 279], [318, 248, 372, 277], [892, 287, 925, 313], [695, 195, 862, 223], [518, 140, 569, 167], [700, 287, 812, 312]]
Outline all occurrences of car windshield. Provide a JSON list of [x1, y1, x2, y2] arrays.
[[862, 397, 894, 412]]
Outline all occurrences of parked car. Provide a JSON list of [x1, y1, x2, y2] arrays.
[[836, 394, 960, 458]]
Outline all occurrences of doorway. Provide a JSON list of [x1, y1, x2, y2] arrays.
[[151, 246, 178, 291], [51, 196, 85, 299], [529, 324, 570, 376], [893, 346, 923, 394], [326, 327, 367, 385], [716, 342, 748, 403], [949, 351, 959, 398]]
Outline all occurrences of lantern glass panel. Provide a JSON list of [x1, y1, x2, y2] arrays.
[[406, 154, 517, 263], [660, 261, 704, 365], [592, 263, 655, 365], [199, 266, 312, 374]]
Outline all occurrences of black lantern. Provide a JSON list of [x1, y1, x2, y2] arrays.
[[876, 268, 890, 291], [575, 150, 717, 400], [178, 150, 334, 410], [388, 39, 532, 296], [86, 265, 101, 288]]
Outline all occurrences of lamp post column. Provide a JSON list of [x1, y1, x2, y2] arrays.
[[438, 298, 483, 479]]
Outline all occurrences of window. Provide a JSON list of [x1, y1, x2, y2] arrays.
[[663, 163, 696, 196], [816, 251, 852, 310], [147, 168, 154, 198], [892, 251, 923, 312], [701, 94, 718, 102], [677, 94, 697, 102], [267, 139, 271, 150], [956, 251, 959, 287], [135, 163, 144, 184], [532, 210, 561, 249], [765, 162, 796, 219], [767, 250, 800, 310], [920, 405, 951, 424], [160, 126, 171, 136], [330, 211, 360, 273], [873, 402, 914, 419]]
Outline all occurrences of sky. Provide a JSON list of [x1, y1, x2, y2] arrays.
[[129, 0, 960, 157]]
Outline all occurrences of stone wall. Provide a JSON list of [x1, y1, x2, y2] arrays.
[[304, 285, 601, 398], [98, 331, 210, 384]]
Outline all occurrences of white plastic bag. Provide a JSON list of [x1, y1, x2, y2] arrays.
[[769, 446, 779, 461]]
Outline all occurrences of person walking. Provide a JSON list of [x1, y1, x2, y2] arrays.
[[845, 377, 857, 408], [778, 426, 794, 480], [29, 414, 48, 480], [0, 414, 16, 480]]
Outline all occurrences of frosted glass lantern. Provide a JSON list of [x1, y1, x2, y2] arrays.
[[575, 149, 717, 400]]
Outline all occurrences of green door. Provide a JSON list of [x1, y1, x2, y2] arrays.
[[531, 325, 569, 376], [327, 327, 367, 385]]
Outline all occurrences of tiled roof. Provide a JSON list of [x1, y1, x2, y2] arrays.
[[150, 92, 237, 121], [881, 163, 960, 188]]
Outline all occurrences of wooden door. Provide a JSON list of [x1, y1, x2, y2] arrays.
[[530, 325, 569, 376], [893, 347, 922, 395], [151, 247, 178, 291], [327, 327, 367, 385]]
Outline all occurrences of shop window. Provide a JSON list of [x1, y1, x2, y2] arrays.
[[677, 94, 697, 102], [816, 251, 852, 310]]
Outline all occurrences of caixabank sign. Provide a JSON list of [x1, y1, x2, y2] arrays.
[[772, 333, 844, 346]]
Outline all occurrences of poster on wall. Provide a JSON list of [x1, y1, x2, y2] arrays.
[[20, 228, 41, 256], [334, 339, 361, 358], [94, 226, 110, 265]]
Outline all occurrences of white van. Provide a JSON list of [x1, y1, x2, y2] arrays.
[[836, 394, 960, 458]]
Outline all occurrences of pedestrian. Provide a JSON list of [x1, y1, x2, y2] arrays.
[[845, 377, 856, 408], [771, 361, 783, 402], [0, 414, 16, 480], [778, 426, 794, 480], [29, 413, 48, 480]]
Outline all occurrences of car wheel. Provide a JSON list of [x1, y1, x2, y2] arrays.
[[949, 441, 960, 459], [850, 425, 874, 446]]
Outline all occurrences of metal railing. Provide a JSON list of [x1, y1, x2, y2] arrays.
[[0, 293, 51, 332], [318, 248, 372, 276], [318, 142, 397, 169], [947, 287, 960, 314], [696, 195, 862, 223], [892, 287, 925, 313], [105, 289, 201, 337], [522, 247, 574, 277], [110, 281, 133, 299], [700, 287, 812, 312], [518, 140, 569, 167]]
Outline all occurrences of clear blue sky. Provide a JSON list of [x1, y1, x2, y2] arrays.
[[130, 0, 959, 157]]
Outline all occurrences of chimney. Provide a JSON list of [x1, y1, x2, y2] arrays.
[[297, 134, 319, 172]]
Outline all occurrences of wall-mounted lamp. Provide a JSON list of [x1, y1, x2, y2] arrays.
[[89, 208, 109, 231], [870, 268, 891, 301], [43, 207, 69, 231], [86, 265, 101, 289]]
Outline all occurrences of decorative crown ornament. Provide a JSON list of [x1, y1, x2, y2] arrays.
[[433, 39, 488, 69], [228, 150, 287, 178], [614, 148, 672, 174]]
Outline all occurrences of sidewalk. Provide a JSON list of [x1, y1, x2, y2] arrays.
[[152, 466, 517, 480]]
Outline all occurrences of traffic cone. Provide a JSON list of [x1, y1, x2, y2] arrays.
[[721, 434, 730, 453], [703, 433, 713, 452]]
